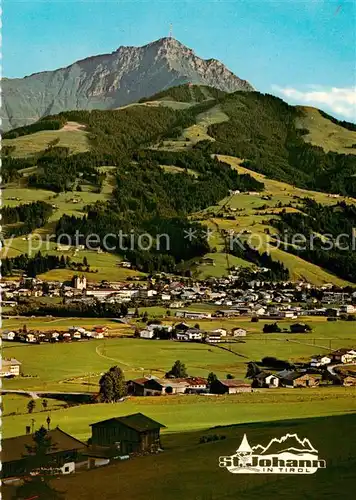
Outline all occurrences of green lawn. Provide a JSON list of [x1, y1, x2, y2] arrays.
[[2, 318, 355, 392], [296, 106, 356, 155], [2, 124, 89, 157], [3, 389, 356, 441], [44, 412, 356, 500], [194, 155, 355, 285]]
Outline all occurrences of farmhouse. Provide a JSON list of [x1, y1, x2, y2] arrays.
[[140, 329, 155, 339], [211, 328, 227, 337], [1, 358, 21, 377], [86, 289, 116, 299], [1, 331, 16, 341], [1, 427, 87, 479], [252, 372, 280, 388], [144, 378, 189, 395], [127, 378, 150, 396], [342, 376, 356, 387], [180, 377, 208, 393], [330, 349, 356, 364], [232, 328, 247, 337], [175, 311, 211, 320], [310, 355, 332, 367], [280, 372, 320, 388], [213, 379, 252, 394], [90, 413, 165, 454], [215, 310, 241, 318], [176, 328, 203, 341]]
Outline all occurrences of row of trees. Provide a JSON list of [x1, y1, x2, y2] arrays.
[[1, 201, 53, 238], [1, 252, 87, 278], [13, 300, 129, 318]]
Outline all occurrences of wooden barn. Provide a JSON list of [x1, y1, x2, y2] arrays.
[[90, 413, 165, 454]]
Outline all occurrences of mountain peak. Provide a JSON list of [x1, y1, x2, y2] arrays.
[[2, 38, 254, 131]]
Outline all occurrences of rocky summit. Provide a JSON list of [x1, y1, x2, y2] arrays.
[[2, 37, 253, 131]]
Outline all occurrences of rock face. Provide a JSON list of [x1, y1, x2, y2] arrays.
[[2, 37, 253, 131]]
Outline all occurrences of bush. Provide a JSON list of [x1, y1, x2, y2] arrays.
[[199, 434, 226, 444]]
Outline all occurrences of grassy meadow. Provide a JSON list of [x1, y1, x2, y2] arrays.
[[296, 106, 356, 155], [4, 410, 356, 499], [2, 122, 89, 157], [48, 412, 356, 500], [2, 316, 355, 393], [192, 155, 356, 285]]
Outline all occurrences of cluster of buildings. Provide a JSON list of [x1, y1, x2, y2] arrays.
[[138, 321, 247, 343], [2, 413, 165, 482], [1, 325, 107, 347], [127, 376, 251, 396], [251, 348, 356, 389], [310, 348, 356, 368], [2, 276, 356, 321]]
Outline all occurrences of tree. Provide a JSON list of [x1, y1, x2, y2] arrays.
[[42, 399, 48, 411], [245, 362, 261, 379], [83, 256, 88, 267], [13, 426, 65, 500], [99, 366, 127, 403], [207, 372, 219, 394], [24, 426, 55, 472], [27, 399, 36, 414], [165, 360, 188, 378], [207, 372, 218, 386], [263, 322, 281, 333], [226, 374, 235, 379]]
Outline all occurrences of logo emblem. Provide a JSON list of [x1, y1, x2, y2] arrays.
[[219, 433, 326, 474]]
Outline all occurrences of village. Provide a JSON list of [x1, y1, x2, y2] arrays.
[[2, 273, 356, 318], [2, 273, 356, 491]]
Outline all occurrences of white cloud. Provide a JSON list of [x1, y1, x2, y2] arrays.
[[272, 85, 356, 121]]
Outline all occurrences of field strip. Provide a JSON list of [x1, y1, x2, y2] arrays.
[[95, 343, 144, 371], [286, 339, 330, 351]]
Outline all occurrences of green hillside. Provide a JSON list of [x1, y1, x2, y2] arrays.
[[2, 85, 356, 284], [202, 91, 356, 197], [296, 106, 356, 155]]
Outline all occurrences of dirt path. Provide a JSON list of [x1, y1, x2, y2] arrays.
[[95, 343, 144, 372], [61, 121, 86, 132]]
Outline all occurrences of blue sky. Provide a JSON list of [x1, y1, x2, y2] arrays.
[[4, 0, 356, 119]]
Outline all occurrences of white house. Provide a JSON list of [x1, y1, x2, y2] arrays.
[[331, 349, 356, 364], [211, 328, 227, 337], [205, 333, 223, 343], [265, 374, 280, 387], [340, 304, 356, 314], [140, 330, 155, 339], [1, 358, 21, 377], [25, 333, 37, 343], [310, 355, 332, 367], [175, 311, 211, 320], [2, 331, 16, 341], [176, 329, 203, 342], [147, 324, 172, 333], [232, 328, 247, 337]]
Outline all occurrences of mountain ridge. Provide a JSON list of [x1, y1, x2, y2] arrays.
[[2, 37, 253, 131]]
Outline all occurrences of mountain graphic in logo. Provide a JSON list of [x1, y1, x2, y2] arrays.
[[219, 433, 326, 475], [252, 434, 318, 456]]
